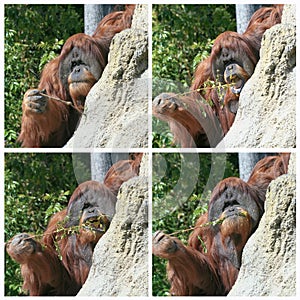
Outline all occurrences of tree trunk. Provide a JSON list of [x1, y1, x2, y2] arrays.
[[84, 5, 115, 35], [238, 153, 270, 182], [235, 4, 262, 33], [90, 153, 112, 182]]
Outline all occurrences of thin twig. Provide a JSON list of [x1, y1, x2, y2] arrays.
[[39, 92, 82, 114], [5, 214, 109, 247], [169, 217, 225, 236], [155, 81, 234, 102], [168, 211, 248, 237]]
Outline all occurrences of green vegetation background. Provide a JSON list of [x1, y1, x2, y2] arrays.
[[152, 4, 236, 147]]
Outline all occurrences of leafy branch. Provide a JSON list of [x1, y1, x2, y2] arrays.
[[168, 211, 248, 237], [6, 214, 109, 249]]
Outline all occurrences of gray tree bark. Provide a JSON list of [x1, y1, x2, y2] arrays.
[[238, 153, 270, 182], [90, 153, 134, 182], [90, 153, 112, 182], [84, 5, 115, 35], [236, 4, 262, 33]]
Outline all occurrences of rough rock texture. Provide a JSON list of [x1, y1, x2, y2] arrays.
[[67, 4, 148, 148], [218, 5, 296, 148], [78, 154, 148, 296], [229, 153, 296, 296]]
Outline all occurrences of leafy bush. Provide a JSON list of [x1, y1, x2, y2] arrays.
[[4, 5, 84, 147]]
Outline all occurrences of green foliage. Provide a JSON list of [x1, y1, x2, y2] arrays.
[[152, 118, 175, 148], [4, 5, 84, 147], [152, 4, 236, 147], [5, 153, 78, 295], [152, 153, 239, 296]]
